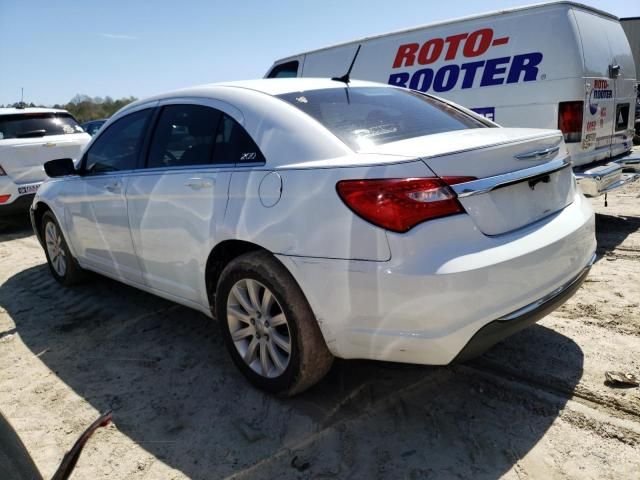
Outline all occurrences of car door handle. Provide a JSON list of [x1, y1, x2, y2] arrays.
[[103, 181, 122, 192], [184, 177, 214, 190]]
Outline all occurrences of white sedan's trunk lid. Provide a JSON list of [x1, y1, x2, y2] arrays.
[[365, 128, 575, 235]]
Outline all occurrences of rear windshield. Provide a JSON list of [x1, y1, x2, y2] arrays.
[[276, 87, 488, 151], [0, 112, 84, 140]]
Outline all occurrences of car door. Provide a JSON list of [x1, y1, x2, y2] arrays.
[[126, 99, 251, 305], [63, 107, 154, 283]]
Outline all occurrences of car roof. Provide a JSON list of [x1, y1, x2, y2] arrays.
[[109, 78, 383, 168], [0, 107, 70, 116], [138, 78, 389, 104]]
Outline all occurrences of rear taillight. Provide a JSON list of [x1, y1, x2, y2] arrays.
[[0, 194, 11, 204], [336, 177, 474, 233], [0, 164, 6, 176], [558, 101, 583, 143]]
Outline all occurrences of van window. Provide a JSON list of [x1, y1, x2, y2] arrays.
[[277, 87, 487, 151], [147, 104, 221, 168], [267, 61, 299, 78]]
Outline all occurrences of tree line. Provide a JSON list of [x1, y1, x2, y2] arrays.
[[2, 95, 137, 124]]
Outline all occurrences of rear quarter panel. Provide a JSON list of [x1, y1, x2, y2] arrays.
[[221, 158, 432, 261]]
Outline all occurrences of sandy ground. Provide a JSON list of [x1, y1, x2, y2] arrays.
[[1, 174, 639, 479]]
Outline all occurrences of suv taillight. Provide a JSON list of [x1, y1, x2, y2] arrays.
[[336, 177, 474, 233], [558, 101, 583, 143]]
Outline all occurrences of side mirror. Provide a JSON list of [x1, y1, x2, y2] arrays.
[[44, 158, 77, 178]]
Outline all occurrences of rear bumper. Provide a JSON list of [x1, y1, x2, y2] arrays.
[[452, 252, 594, 363], [278, 191, 596, 364], [0, 193, 35, 217], [615, 151, 640, 172], [575, 151, 640, 197]]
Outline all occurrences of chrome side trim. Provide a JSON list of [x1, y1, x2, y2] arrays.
[[499, 252, 596, 322], [514, 145, 560, 161], [451, 158, 571, 199]]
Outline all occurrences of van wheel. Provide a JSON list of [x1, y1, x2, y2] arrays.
[[41, 211, 85, 286], [216, 251, 333, 396]]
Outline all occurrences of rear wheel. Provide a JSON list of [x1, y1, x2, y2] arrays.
[[41, 211, 85, 286], [216, 251, 333, 396]]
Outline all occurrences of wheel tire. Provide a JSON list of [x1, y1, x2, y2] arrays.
[[216, 250, 333, 396], [41, 211, 85, 286], [633, 133, 640, 146]]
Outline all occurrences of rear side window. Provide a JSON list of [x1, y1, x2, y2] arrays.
[[147, 105, 221, 168], [85, 109, 152, 173], [267, 61, 299, 78], [277, 87, 487, 151], [0, 113, 83, 140], [213, 114, 264, 164]]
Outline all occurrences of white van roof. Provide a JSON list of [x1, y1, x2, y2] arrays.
[[274, 2, 619, 62]]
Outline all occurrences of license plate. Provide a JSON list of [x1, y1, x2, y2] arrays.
[[17, 184, 41, 195]]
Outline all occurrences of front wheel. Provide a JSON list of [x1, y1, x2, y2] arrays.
[[41, 211, 85, 286], [216, 251, 333, 396]]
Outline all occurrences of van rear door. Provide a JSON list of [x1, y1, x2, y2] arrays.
[[606, 18, 637, 157], [573, 9, 636, 160]]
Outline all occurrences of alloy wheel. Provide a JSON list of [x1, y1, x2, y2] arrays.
[[226, 279, 292, 378], [45, 221, 67, 277]]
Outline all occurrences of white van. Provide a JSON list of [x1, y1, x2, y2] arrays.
[[266, 1, 639, 196]]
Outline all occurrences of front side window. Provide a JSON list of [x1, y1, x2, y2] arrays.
[[267, 61, 299, 79], [147, 105, 221, 168], [213, 114, 264, 164], [277, 87, 488, 151], [0, 112, 84, 140], [85, 109, 152, 173]]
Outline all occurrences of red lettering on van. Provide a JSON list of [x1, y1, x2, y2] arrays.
[[392, 28, 510, 68], [463, 29, 493, 57], [393, 43, 420, 68], [444, 33, 468, 60], [418, 38, 444, 64]]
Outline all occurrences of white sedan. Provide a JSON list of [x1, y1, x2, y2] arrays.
[[31, 79, 596, 395]]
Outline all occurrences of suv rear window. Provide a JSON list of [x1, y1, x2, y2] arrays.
[[276, 87, 488, 151], [0, 112, 84, 140]]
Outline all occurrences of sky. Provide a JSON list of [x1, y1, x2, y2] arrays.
[[1, 0, 638, 106]]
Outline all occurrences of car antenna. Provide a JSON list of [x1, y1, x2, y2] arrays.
[[332, 44, 362, 84]]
